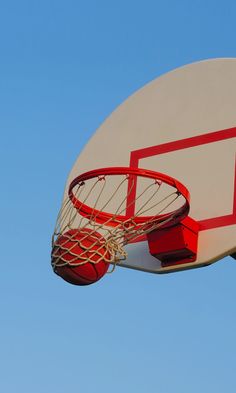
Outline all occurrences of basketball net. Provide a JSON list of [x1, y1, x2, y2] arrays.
[[52, 170, 188, 271]]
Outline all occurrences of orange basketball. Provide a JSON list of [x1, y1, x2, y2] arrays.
[[51, 228, 110, 286]]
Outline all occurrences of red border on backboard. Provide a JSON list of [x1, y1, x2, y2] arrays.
[[127, 127, 236, 231]]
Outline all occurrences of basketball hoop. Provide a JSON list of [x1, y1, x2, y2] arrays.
[[69, 167, 190, 229], [52, 167, 190, 272]]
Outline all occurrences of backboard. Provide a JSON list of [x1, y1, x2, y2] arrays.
[[61, 58, 236, 273]]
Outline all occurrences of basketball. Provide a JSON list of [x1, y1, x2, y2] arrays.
[[51, 228, 110, 285]]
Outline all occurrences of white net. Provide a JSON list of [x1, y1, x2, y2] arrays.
[[52, 171, 187, 270]]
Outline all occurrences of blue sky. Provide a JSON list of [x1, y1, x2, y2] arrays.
[[1, 1, 236, 392]]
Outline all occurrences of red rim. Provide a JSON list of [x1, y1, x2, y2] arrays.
[[68, 167, 190, 228]]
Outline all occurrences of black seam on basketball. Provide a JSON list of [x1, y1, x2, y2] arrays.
[[91, 262, 99, 280], [70, 263, 97, 282], [59, 265, 94, 284]]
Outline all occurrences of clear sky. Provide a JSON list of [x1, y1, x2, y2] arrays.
[[1, 1, 236, 392]]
